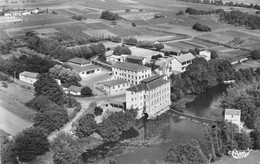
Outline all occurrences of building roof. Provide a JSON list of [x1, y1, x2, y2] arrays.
[[103, 79, 129, 87], [127, 78, 169, 92], [19, 71, 39, 78], [141, 74, 161, 83], [68, 86, 83, 92], [112, 62, 150, 72], [68, 57, 91, 65], [70, 64, 100, 72], [126, 55, 146, 61], [175, 53, 195, 63], [225, 109, 241, 116]]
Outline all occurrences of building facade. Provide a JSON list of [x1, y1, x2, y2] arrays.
[[224, 109, 241, 127], [126, 75, 171, 118], [169, 52, 195, 72], [19, 71, 39, 84], [103, 79, 130, 95], [112, 62, 152, 85], [199, 50, 211, 61], [68, 57, 101, 78]]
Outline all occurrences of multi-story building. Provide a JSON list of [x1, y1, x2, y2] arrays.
[[102, 79, 130, 95], [224, 109, 241, 127], [168, 52, 195, 73], [198, 50, 211, 61], [19, 71, 39, 84], [112, 62, 152, 85], [126, 75, 171, 118]]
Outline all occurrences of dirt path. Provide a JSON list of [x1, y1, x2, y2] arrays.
[[0, 105, 33, 135]]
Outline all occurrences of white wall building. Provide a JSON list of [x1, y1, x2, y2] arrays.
[[126, 75, 171, 118], [199, 50, 211, 61], [19, 71, 39, 84], [112, 62, 152, 85], [103, 79, 130, 95], [64, 86, 83, 96], [106, 54, 128, 63], [169, 52, 195, 73], [125, 55, 147, 65], [224, 109, 241, 127], [68, 58, 101, 78]]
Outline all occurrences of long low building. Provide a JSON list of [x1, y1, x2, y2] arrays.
[[103, 79, 130, 95], [68, 57, 101, 78], [126, 75, 171, 118]]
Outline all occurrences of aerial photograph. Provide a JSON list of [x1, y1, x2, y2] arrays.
[[0, 0, 260, 163]]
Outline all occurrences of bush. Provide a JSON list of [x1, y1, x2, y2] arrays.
[[113, 45, 132, 55], [151, 54, 163, 60], [125, 9, 131, 13], [110, 36, 122, 43], [176, 10, 184, 15], [81, 86, 93, 96], [132, 22, 136, 27], [250, 49, 260, 60], [154, 14, 165, 19], [100, 10, 120, 20], [123, 38, 138, 45], [139, 9, 143, 12], [71, 15, 87, 21], [1, 81, 8, 88], [94, 106, 103, 116], [192, 23, 211, 32]]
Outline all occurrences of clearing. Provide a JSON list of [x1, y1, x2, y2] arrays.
[[235, 60, 260, 70]]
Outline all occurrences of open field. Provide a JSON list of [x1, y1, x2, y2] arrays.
[[188, 39, 217, 48], [165, 40, 204, 51], [56, 24, 90, 39], [83, 29, 117, 37], [235, 60, 260, 70], [34, 28, 59, 34]]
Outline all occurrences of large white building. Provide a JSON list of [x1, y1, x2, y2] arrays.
[[126, 75, 171, 118], [19, 71, 39, 84], [112, 62, 152, 85], [68, 58, 101, 78]]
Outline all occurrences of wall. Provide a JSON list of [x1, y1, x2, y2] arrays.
[[19, 75, 37, 84]]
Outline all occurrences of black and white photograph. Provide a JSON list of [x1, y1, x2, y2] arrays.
[[0, 0, 260, 163]]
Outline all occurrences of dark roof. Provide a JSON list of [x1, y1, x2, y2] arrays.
[[68, 57, 91, 65], [103, 79, 129, 87], [112, 62, 150, 72], [127, 78, 169, 92], [125, 55, 146, 60], [70, 64, 100, 72], [141, 74, 161, 83]]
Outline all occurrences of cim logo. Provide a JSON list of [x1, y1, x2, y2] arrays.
[[228, 148, 252, 159]]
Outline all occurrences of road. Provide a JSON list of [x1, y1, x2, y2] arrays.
[[48, 93, 125, 141]]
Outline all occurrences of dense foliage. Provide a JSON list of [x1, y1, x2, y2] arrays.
[[13, 128, 50, 162], [49, 64, 81, 87], [51, 132, 86, 164], [0, 137, 18, 164], [76, 114, 97, 138], [219, 10, 260, 29], [250, 49, 260, 60], [165, 139, 208, 164], [123, 38, 138, 45], [170, 58, 235, 101], [192, 23, 211, 32], [34, 73, 65, 105], [0, 55, 56, 77], [81, 86, 93, 96], [71, 15, 87, 21], [100, 10, 120, 20], [204, 121, 252, 162], [185, 7, 224, 15], [113, 45, 132, 55]]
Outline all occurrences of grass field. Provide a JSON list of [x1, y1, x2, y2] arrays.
[[56, 24, 90, 39], [165, 41, 203, 51], [34, 28, 59, 34], [83, 29, 117, 37], [235, 60, 260, 70], [188, 39, 217, 48]]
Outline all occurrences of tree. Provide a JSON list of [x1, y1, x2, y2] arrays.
[[100, 10, 120, 20], [94, 106, 103, 116], [49, 64, 81, 87], [192, 23, 211, 32], [97, 119, 121, 142], [25, 95, 52, 112], [234, 132, 252, 150], [34, 73, 65, 105], [89, 43, 106, 56], [51, 132, 85, 164], [1, 139, 18, 164], [123, 38, 138, 45], [153, 43, 164, 51], [176, 10, 184, 15], [250, 49, 260, 60], [209, 50, 219, 59], [76, 114, 97, 138], [13, 128, 50, 162], [113, 45, 132, 55], [81, 86, 93, 96], [33, 108, 69, 134], [165, 139, 208, 164]]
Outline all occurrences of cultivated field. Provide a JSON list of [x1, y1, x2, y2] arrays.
[[83, 29, 117, 37], [235, 60, 260, 70]]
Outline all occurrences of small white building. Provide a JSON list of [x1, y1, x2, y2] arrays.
[[199, 50, 211, 61], [103, 79, 130, 95], [169, 52, 195, 73], [68, 58, 101, 78], [106, 54, 128, 63], [224, 109, 241, 127], [32, 9, 39, 14], [19, 71, 39, 84], [65, 86, 83, 95]]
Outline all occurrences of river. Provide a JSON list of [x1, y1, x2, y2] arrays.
[[0, 105, 33, 135], [115, 84, 227, 164]]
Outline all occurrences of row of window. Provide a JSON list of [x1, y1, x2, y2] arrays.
[[181, 60, 192, 66]]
